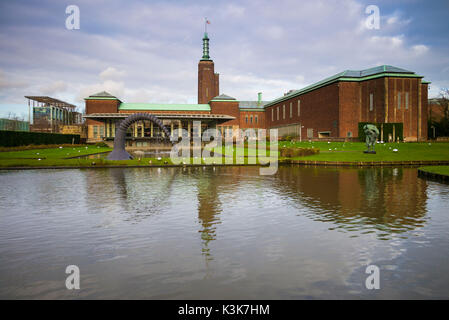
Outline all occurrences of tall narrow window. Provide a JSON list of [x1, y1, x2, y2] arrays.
[[369, 93, 374, 111], [277, 107, 279, 120], [255, 115, 258, 124], [298, 100, 301, 117], [405, 92, 409, 110], [250, 115, 253, 124], [245, 116, 248, 124], [283, 105, 285, 119], [271, 109, 274, 121], [290, 103, 292, 118], [307, 128, 313, 138], [397, 92, 401, 110]]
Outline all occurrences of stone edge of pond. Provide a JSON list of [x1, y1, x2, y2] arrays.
[[417, 168, 449, 184], [0, 163, 265, 170], [2, 159, 449, 170], [288, 160, 449, 167]]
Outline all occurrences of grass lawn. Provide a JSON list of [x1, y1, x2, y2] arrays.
[[0, 144, 269, 168], [279, 141, 449, 162], [0, 145, 111, 159], [418, 166, 449, 176], [1, 142, 448, 168]]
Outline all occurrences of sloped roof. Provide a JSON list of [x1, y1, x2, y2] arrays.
[[239, 100, 269, 111], [210, 94, 237, 101], [264, 65, 425, 108], [85, 91, 120, 100], [25, 96, 77, 109], [90, 91, 116, 97]]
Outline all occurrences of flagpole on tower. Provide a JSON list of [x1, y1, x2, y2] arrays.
[[205, 17, 208, 33]]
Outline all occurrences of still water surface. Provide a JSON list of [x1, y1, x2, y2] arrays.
[[0, 166, 448, 299]]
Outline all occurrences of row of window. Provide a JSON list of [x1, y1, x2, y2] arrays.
[[245, 115, 259, 124], [271, 100, 301, 122], [92, 125, 104, 138], [369, 92, 410, 111]]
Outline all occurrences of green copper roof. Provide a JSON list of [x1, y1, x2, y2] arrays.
[[239, 101, 269, 108], [239, 108, 265, 112], [119, 103, 211, 111], [264, 65, 426, 108]]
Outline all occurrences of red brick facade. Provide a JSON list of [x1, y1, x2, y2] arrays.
[[265, 77, 428, 141], [85, 99, 119, 114], [198, 60, 219, 104], [239, 111, 265, 129], [210, 100, 240, 126]]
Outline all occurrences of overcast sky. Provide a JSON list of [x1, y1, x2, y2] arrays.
[[1, 0, 448, 119]]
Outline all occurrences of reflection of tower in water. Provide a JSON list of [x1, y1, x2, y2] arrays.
[[196, 168, 223, 263]]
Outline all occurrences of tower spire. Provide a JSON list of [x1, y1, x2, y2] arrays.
[[202, 18, 211, 60]]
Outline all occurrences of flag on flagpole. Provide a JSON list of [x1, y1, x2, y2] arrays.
[[204, 18, 210, 33]]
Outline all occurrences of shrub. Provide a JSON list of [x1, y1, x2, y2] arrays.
[[0, 144, 86, 152], [280, 147, 320, 157], [94, 142, 109, 148], [281, 134, 299, 142]]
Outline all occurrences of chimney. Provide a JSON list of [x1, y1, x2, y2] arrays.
[[257, 92, 262, 106]]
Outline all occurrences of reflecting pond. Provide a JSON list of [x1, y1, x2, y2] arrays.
[[0, 166, 448, 299]]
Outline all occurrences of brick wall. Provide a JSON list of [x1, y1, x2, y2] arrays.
[[339, 82, 361, 138], [198, 60, 219, 103], [421, 83, 428, 140], [239, 111, 265, 129], [265, 83, 340, 138], [85, 99, 120, 114], [210, 100, 240, 126]]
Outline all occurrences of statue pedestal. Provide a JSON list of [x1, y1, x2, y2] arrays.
[[363, 151, 376, 154]]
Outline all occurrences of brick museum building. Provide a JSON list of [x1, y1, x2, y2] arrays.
[[84, 32, 429, 145]]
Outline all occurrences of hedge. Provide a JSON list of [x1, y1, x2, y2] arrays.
[[280, 147, 320, 158], [358, 122, 403, 142], [0, 130, 80, 147]]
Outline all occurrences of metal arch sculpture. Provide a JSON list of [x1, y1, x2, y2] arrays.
[[107, 113, 173, 160]]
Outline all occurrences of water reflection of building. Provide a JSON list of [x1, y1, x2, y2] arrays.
[[275, 166, 428, 235], [194, 168, 223, 262]]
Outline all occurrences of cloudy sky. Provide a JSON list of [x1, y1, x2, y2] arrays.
[[0, 0, 448, 119]]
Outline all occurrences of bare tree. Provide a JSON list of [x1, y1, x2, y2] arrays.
[[5, 112, 25, 131], [438, 88, 449, 120], [430, 88, 449, 138]]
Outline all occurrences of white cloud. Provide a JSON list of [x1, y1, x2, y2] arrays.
[[263, 26, 284, 40], [77, 80, 125, 102], [222, 4, 246, 18], [0, 70, 28, 90], [412, 44, 429, 56], [40, 80, 67, 95], [99, 67, 126, 81], [0, 0, 447, 110]]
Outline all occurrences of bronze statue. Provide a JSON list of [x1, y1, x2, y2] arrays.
[[363, 124, 379, 154]]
